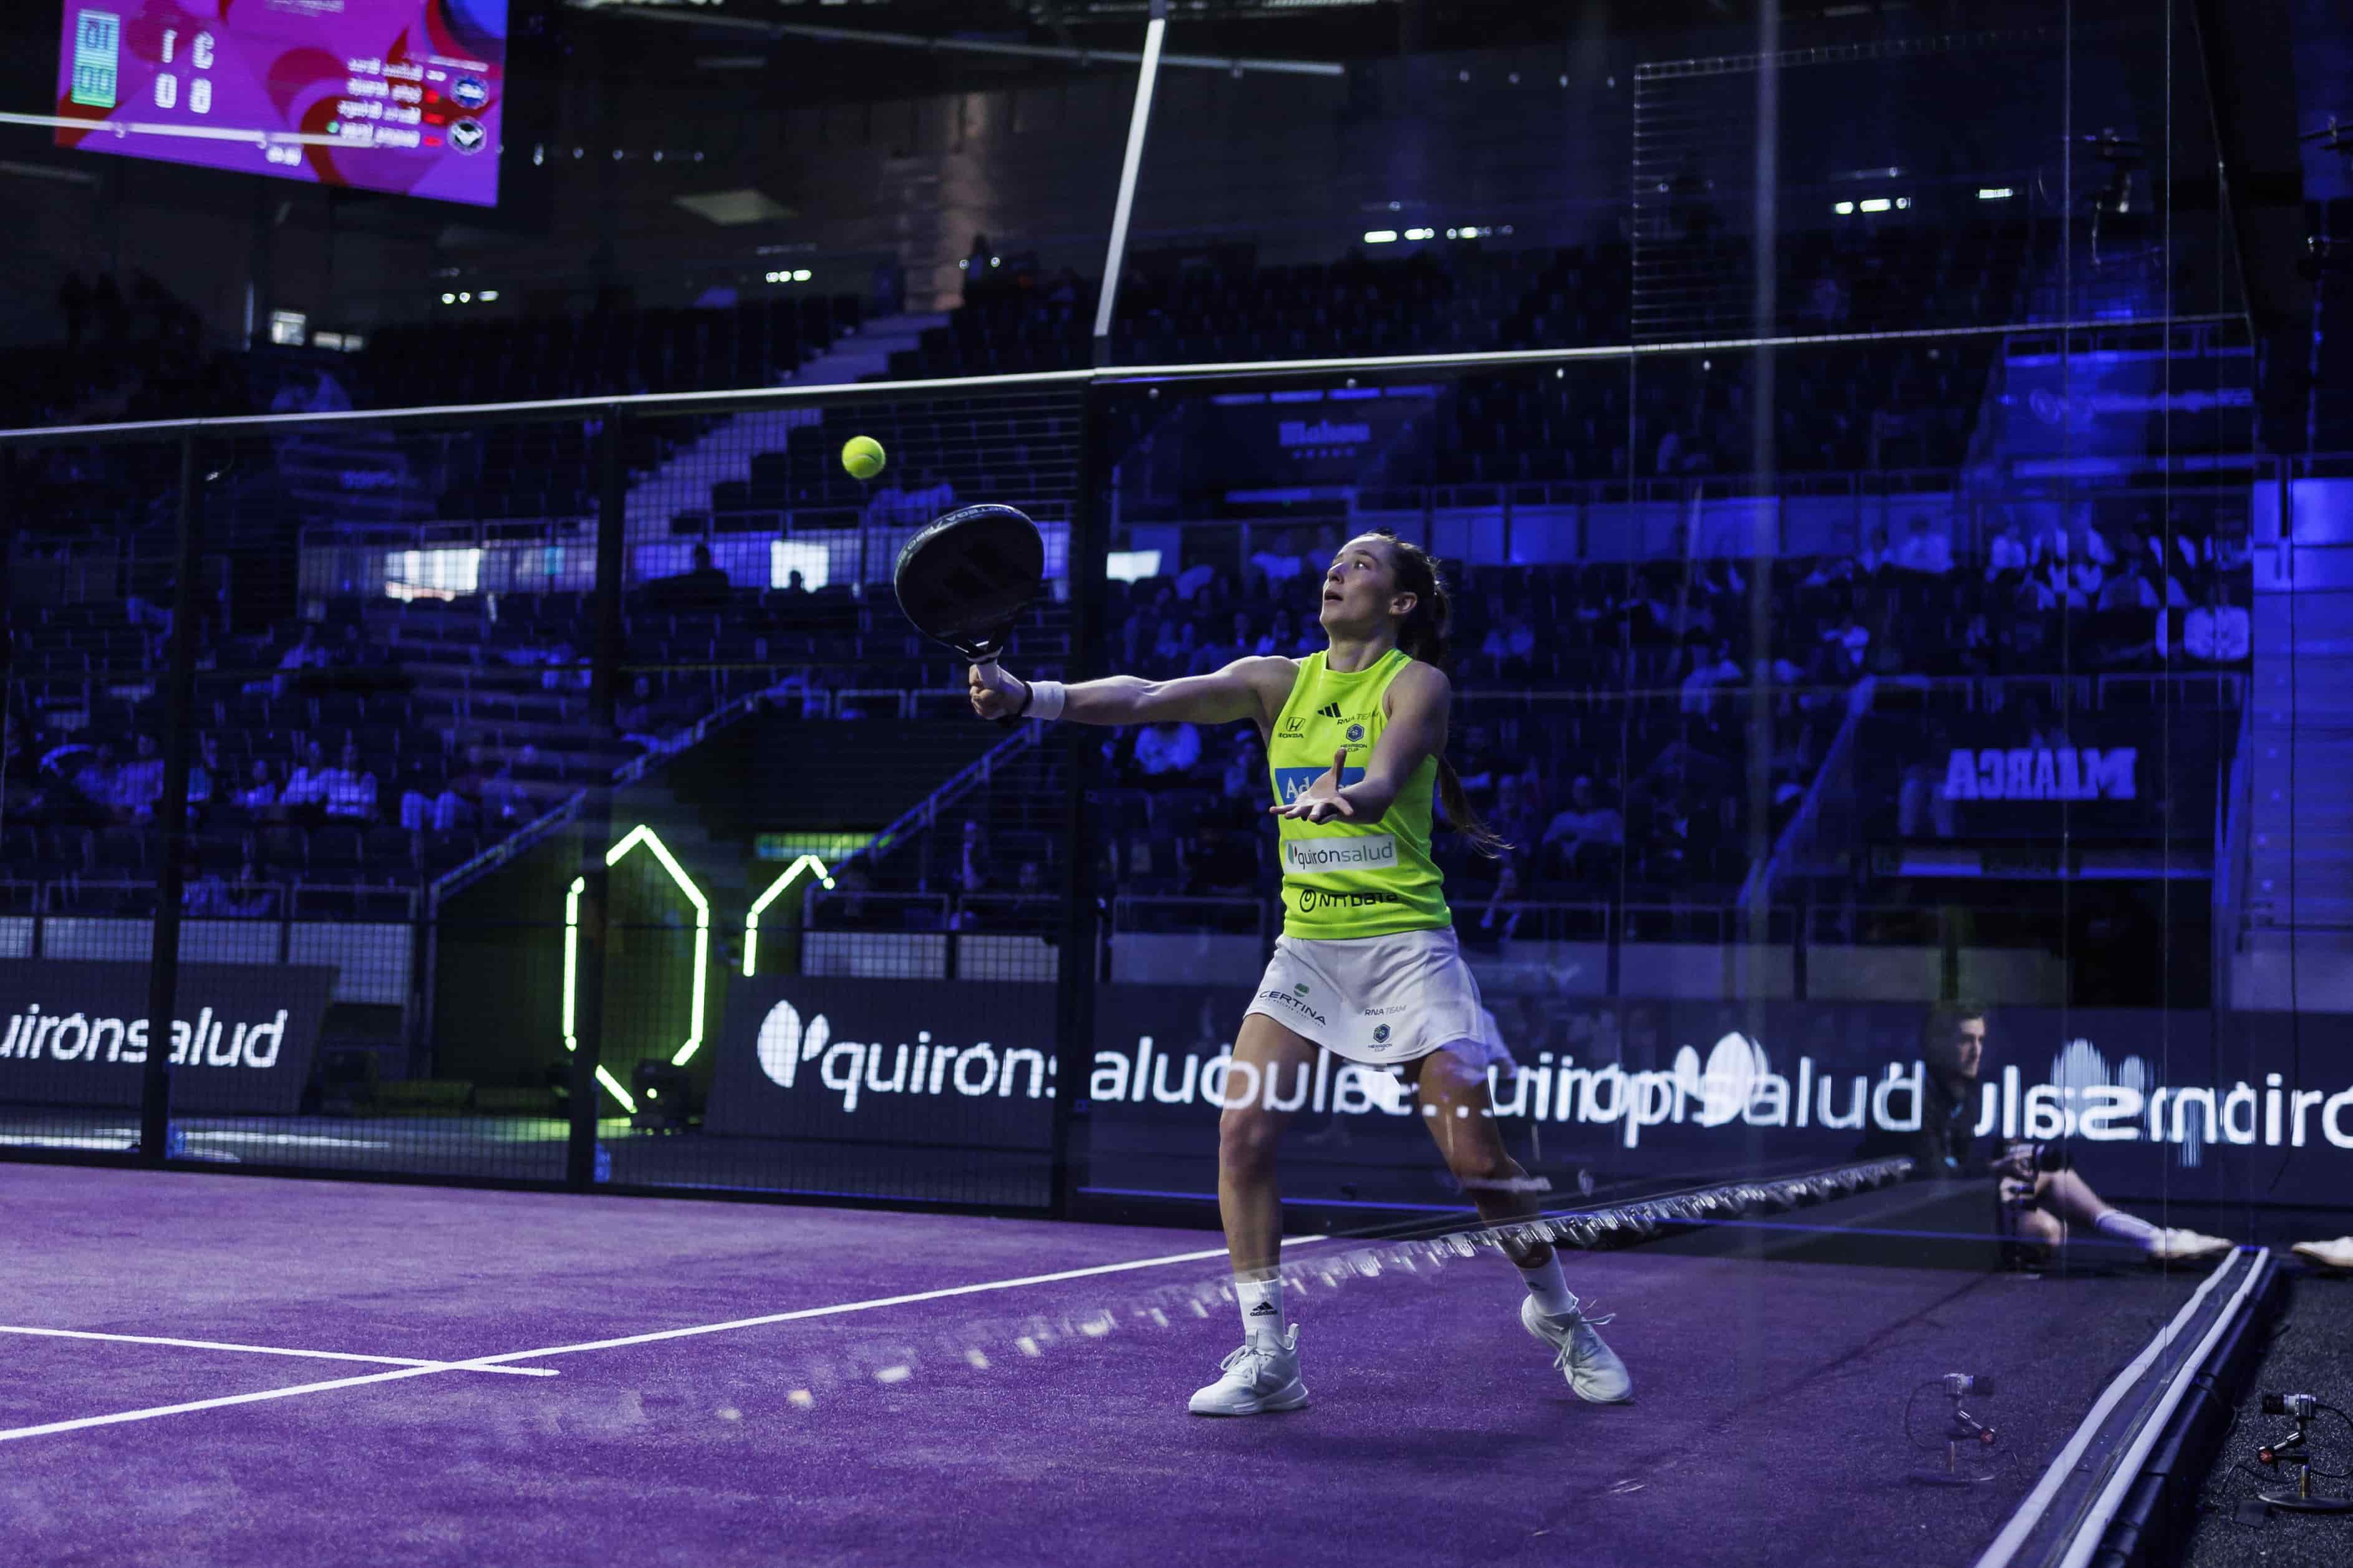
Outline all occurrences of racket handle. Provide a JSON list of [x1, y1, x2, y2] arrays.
[[977, 658, 1020, 728]]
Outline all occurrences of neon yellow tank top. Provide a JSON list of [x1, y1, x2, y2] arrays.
[[1266, 649, 1449, 940]]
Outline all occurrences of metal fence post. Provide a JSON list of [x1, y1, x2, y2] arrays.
[[1051, 387, 1109, 1218], [568, 406, 629, 1190], [141, 433, 205, 1164]]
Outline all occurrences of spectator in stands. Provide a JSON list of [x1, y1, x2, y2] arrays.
[[963, 234, 993, 298], [1540, 776, 1622, 876], [1247, 529, 1308, 590], [1895, 516, 1953, 575], [1151, 607, 1196, 676], [1466, 860, 1525, 947], [619, 675, 691, 752], [1220, 730, 1265, 801], [226, 859, 276, 918], [2183, 579, 2250, 663], [112, 734, 166, 820], [1679, 642, 1742, 718], [776, 569, 810, 607], [1487, 774, 1545, 865], [2097, 553, 2160, 611], [483, 747, 537, 825], [185, 734, 220, 810], [1254, 608, 1314, 658], [266, 628, 332, 696], [1189, 611, 1255, 678], [1821, 608, 1871, 675], [321, 738, 379, 823], [233, 758, 279, 812], [1857, 525, 1894, 577], [951, 819, 993, 897], [1134, 719, 1203, 784], [1986, 519, 2030, 580], [281, 740, 333, 815], [1481, 615, 1538, 673], [655, 543, 732, 608], [70, 744, 121, 817]]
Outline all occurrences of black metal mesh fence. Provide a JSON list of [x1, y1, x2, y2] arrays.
[[0, 332, 2279, 1220]]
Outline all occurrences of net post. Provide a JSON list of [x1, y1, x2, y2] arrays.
[[567, 403, 629, 1191], [140, 431, 204, 1165], [1051, 387, 1110, 1218]]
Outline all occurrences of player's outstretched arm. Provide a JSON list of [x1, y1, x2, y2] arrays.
[[969, 657, 1294, 729]]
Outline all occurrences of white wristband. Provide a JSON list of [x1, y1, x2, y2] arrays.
[[1025, 679, 1067, 723]]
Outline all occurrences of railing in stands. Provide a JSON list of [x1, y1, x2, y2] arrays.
[[826, 719, 1048, 893], [2214, 696, 2255, 994]]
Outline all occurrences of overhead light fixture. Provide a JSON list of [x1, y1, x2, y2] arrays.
[[673, 188, 795, 226], [1978, 186, 2015, 200], [1403, 226, 1434, 241], [1858, 198, 1892, 213], [1833, 201, 1854, 216], [1363, 229, 1398, 244], [479, 289, 499, 301]]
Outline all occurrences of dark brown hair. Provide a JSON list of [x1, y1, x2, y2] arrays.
[[1366, 531, 1510, 860]]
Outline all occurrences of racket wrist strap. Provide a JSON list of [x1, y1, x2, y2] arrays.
[[1024, 679, 1067, 723]]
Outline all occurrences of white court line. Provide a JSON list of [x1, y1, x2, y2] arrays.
[[0, 1236, 1326, 1445], [0, 1324, 559, 1377]]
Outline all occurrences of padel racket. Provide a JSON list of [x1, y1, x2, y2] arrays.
[[892, 503, 1045, 726]]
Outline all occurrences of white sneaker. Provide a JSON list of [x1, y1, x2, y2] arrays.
[[1187, 1325, 1309, 1416], [1522, 1295, 1634, 1404], [2293, 1236, 2353, 1271], [2144, 1228, 2235, 1265]]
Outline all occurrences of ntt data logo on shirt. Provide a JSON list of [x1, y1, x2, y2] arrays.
[[1280, 834, 1398, 876]]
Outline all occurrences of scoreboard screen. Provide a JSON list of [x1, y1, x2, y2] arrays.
[[54, 1, 508, 208]]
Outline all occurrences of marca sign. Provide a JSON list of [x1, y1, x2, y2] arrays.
[[0, 961, 336, 1115], [1942, 746, 2135, 802]]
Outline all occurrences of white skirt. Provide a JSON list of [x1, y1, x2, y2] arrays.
[[1244, 925, 1514, 1072]]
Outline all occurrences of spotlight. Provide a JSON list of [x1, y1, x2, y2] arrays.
[[631, 1060, 693, 1132]]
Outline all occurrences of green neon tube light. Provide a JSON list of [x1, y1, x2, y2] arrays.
[[558, 828, 711, 1104], [742, 855, 833, 978]]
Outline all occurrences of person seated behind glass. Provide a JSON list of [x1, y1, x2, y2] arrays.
[[321, 738, 378, 822], [233, 758, 279, 812], [1874, 1006, 2233, 1267]]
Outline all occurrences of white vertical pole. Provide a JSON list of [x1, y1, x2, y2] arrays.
[[1092, 3, 1169, 365]]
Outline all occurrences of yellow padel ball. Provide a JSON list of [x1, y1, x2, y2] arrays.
[[841, 435, 886, 480]]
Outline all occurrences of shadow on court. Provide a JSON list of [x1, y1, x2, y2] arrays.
[[2, 1166, 2203, 1568]]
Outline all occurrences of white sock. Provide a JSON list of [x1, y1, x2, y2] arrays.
[[2094, 1210, 2162, 1250], [1235, 1274, 1286, 1345], [1517, 1252, 1578, 1317]]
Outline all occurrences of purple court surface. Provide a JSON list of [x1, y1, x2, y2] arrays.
[[3, 1165, 2200, 1568]]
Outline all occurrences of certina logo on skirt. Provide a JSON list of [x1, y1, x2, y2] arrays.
[[1372, 1024, 1393, 1046], [1257, 988, 1330, 1027], [755, 999, 1054, 1113], [1281, 834, 1398, 876]]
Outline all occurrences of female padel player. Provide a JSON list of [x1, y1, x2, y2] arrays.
[[969, 531, 1631, 1416]]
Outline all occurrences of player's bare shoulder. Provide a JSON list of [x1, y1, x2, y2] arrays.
[[1217, 654, 1299, 730], [1384, 657, 1452, 713]]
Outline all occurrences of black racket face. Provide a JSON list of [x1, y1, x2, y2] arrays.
[[892, 503, 1045, 660]]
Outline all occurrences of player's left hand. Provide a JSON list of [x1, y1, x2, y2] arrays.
[[1270, 748, 1356, 824]]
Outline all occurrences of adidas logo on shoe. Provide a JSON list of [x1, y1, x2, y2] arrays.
[[1317, 702, 1343, 719]]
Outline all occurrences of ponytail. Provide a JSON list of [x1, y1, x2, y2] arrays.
[[1373, 531, 1511, 860]]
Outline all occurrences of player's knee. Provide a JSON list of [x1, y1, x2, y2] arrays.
[[1217, 1107, 1282, 1174]]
